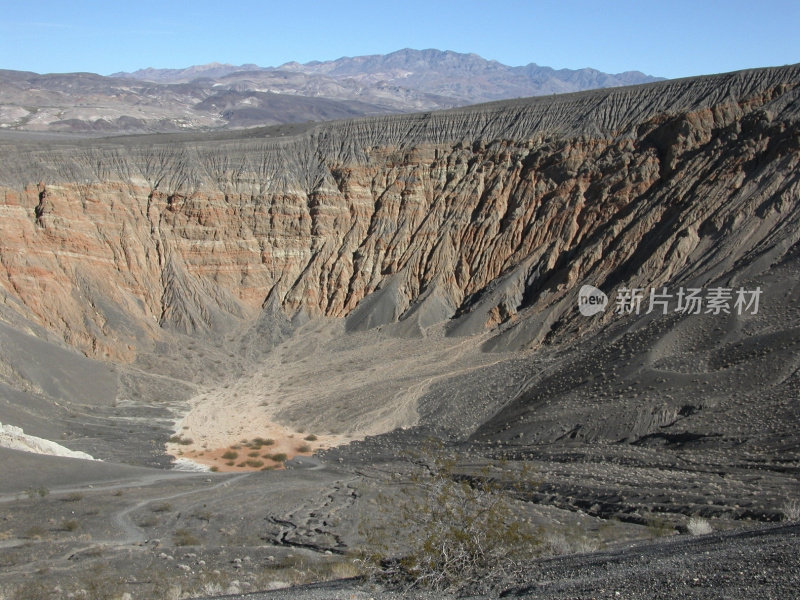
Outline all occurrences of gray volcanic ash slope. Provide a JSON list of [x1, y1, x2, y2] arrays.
[[0, 65, 798, 599]]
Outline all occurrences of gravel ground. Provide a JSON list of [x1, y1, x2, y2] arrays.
[[194, 522, 799, 599]]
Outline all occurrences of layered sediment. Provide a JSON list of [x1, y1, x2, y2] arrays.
[[0, 65, 798, 360]]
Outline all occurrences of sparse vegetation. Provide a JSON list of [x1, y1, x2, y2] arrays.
[[221, 450, 238, 460], [687, 516, 713, 535], [173, 527, 201, 546], [359, 445, 540, 593], [246, 459, 264, 468], [782, 499, 800, 522], [646, 516, 674, 537], [297, 444, 312, 453], [24, 525, 47, 539], [304, 434, 318, 441], [25, 486, 49, 499], [168, 434, 193, 444], [270, 452, 288, 462], [136, 514, 159, 527], [60, 492, 84, 503], [151, 502, 172, 513], [61, 519, 80, 532]]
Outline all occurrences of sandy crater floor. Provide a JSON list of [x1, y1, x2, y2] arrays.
[[167, 319, 501, 471]]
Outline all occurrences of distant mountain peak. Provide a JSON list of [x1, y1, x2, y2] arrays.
[[6, 49, 663, 133]]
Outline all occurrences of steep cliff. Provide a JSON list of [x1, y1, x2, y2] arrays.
[[0, 65, 798, 361]]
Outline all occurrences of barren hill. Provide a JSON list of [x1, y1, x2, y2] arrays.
[[1, 49, 660, 132]]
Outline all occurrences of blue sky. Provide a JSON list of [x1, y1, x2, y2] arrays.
[[0, 0, 797, 79]]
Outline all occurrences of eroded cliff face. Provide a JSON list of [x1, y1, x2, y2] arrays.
[[0, 66, 798, 360]]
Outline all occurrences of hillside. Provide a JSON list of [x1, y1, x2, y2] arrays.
[[0, 65, 797, 599], [0, 49, 660, 132]]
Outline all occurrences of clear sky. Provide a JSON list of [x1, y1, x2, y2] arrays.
[[0, 0, 797, 79]]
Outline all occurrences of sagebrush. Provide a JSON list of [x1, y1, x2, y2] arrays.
[[359, 444, 539, 594]]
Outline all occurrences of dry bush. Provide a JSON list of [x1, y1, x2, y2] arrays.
[[151, 502, 172, 513], [174, 527, 201, 546], [61, 519, 80, 532], [687, 516, 713, 535], [359, 445, 539, 594], [60, 492, 84, 503], [782, 499, 800, 522]]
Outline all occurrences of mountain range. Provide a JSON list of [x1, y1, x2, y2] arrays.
[[0, 48, 661, 133]]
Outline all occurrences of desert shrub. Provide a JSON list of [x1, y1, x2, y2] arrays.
[[304, 434, 318, 441], [221, 450, 238, 460], [782, 499, 800, 522], [248, 451, 261, 457], [26, 487, 49, 499], [137, 515, 159, 527], [151, 502, 172, 513], [10, 580, 58, 600], [246, 459, 264, 468], [359, 446, 539, 593], [270, 453, 288, 462], [297, 444, 312, 453], [542, 529, 599, 555], [259, 438, 275, 446], [646, 516, 674, 537], [687, 516, 712, 535], [60, 492, 84, 503], [168, 435, 193, 444], [210, 465, 219, 472], [61, 519, 80, 532], [24, 525, 47, 539], [174, 528, 201, 546]]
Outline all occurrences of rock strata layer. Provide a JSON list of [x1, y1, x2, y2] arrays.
[[0, 65, 798, 360]]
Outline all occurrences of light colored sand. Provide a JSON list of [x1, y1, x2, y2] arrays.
[[0, 421, 96, 461], [167, 319, 500, 470]]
